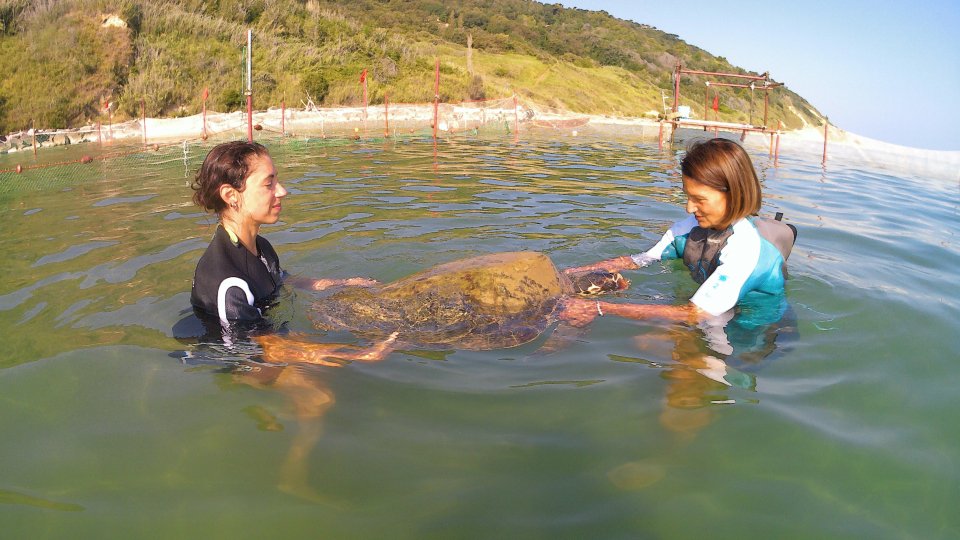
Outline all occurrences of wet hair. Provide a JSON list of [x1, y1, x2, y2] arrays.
[[681, 138, 762, 229], [192, 141, 270, 214]]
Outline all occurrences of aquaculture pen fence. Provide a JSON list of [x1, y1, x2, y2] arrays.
[[1, 31, 830, 192]]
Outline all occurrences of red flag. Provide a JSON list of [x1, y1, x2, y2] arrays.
[[103, 100, 111, 111], [712, 94, 719, 112], [202, 87, 209, 101], [359, 69, 367, 84]]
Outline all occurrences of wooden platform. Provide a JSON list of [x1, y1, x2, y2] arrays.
[[673, 118, 773, 133]]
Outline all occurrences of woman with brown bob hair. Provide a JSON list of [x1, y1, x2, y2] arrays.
[[562, 138, 796, 325], [190, 141, 379, 325]]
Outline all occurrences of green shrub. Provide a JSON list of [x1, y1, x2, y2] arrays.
[[221, 88, 244, 111], [300, 70, 329, 102]]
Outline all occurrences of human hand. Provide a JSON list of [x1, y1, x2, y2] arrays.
[[311, 278, 335, 291], [559, 297, 601, 327], [255, 334, 346, 367], [312, 277, 378, 291], [341, 277, 378, 287]]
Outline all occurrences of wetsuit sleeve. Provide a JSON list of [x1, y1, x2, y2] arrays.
[[217, 278, 262, 322], [630, 215, 697, 267]]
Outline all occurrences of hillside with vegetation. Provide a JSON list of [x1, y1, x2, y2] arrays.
[[0, 0, 825, 134]]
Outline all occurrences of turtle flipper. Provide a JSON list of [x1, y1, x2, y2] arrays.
[[532, 321, 589, 356]]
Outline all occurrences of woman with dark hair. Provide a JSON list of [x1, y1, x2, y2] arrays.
[[562, 138, 797, 325], [185, 141, 399, 501], [190, 140, 374, 324]]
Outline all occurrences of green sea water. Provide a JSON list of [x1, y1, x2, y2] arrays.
[[1, 132, 958, 539]]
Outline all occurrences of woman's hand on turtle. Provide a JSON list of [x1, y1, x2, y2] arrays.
[[564, 256, 637, 276], [312, 277, 378, 291], [559, 297, 600, 327], [311, 278, 335, 291]]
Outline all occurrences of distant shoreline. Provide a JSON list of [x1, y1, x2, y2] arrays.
[[3, 103, 957, 182]]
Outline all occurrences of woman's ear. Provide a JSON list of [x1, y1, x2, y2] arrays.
[[219, 184, 239, 210]]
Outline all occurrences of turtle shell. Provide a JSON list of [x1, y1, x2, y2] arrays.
[[309, 252, 570, 350]]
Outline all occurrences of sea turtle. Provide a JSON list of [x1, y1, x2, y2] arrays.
[[307, 251, 628, 351]]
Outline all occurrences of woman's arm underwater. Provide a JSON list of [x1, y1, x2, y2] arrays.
[[310, 277, 378, 291], [283, 275, 378, 292], [563, 255, 640, 275], [255, 331, 398, 366], [560, 297, 701, 327]]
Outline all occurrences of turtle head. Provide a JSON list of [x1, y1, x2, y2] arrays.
[[567, 271, 630, 296]]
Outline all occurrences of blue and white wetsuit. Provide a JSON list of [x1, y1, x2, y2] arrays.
[[631, 215, 795, 317]]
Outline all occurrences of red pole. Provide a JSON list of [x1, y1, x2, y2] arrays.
[[384, 92, 390, 137], [246, 92, 253, 142], [433, 58, 440, 141], [822, 120, 829, 165], [97, 121, 102, 145]]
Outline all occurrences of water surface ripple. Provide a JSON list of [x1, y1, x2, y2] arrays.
[[0, 134, 957, 538]]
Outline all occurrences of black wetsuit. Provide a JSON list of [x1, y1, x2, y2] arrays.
[[190, 225, 284, 324]]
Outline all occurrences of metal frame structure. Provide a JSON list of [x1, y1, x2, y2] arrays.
[[672, 62, 783, 134]]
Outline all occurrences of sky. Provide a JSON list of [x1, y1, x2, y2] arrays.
[[559, 0, 960, 151]]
